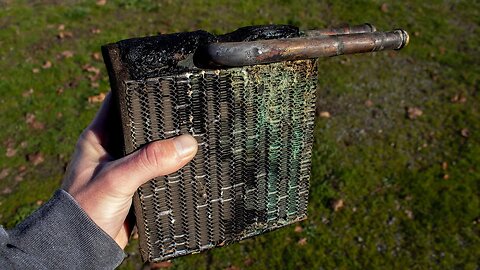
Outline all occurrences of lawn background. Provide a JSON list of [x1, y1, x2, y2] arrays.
[[0, 0, 479, 269]]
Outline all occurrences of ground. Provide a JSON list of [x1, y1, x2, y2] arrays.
[[0, 0, 479, 269]]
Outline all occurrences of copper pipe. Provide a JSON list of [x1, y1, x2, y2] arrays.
[[195, 29, 409, 67], [302, 23, 376, 37]]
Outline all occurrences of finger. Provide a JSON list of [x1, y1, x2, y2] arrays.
[[88, 92, 112, 136], [85, 92, 124, 157], [101, 134, 198, 194]]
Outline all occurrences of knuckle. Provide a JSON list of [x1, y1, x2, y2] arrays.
[[137, 140, 178, 170]]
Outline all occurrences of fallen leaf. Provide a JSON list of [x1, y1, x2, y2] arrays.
[[56, 87, 64, 95], [88, 92, 107, 103], [294, 225, 303, 233], [58, 31, 73, 39], [0, 168, 10, 180], [404, 210, 414, 219], [451, 94, 467, 104], [380, 3, 388, 12], [36, 200, 44, 206], [25, 113, 45, 130], [6, 147, 16, 157], [225, 266, 240, 270], [297, 237, 307, 246], [82, 64, 101, 75], [92, 52, 101, 61], [32, 68, 40, 74], [42, 61, 52, 69], [150, 261, 173, 269], [442, 161, 448, 171], [461, 128, 469, 138], [244, 258, 254, 267], [365, 99, 373, 107], [91, 28, 102, 34], [15, 173, 25, 182], [91, 82, 100, 88], [407, 107, 423, 119], [22, 88, 34, 97], [27, 152, 45, 166], [20, 141, 28, 148], [88, 73, 101, 82], [96, 0, 107, 6], [18, 165, 27, 172], [332, 199, 344, 212], [61, 50, 74, 58], [58, 24, 65, 31], [443, 174, 449, 180], [319, 111, 331, 118], [2, 187, 12, 195], [413, 31, 420, 37]]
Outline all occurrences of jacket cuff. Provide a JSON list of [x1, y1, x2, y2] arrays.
[[9, 189, 126, 269]]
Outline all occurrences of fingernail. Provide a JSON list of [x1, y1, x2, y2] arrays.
[[173, 134, 198, 159]]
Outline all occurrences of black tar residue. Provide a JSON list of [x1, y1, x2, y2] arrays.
[[114, 25, 299, 80]]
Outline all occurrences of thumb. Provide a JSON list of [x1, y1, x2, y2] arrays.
[[102, 134, 198, 195]]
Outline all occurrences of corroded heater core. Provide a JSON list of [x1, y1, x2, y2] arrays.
[[102, 24, 408, 262]]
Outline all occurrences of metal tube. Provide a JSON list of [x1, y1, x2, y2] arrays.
[[302, 23, 377, 37], [195, 29, 409, 67]]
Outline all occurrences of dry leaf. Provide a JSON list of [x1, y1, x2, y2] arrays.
[[56, 87, 64, 95], [407, 107, 423, 119], [443, 174, 449, 180], [380, 3, 388, 12], [61, 50, 74, 58], [42, 61, 52, 69], [365, 99, 373, 107], [92, 52, 101, 61], [442, 161, 448, 171], [32, 68, 40, 74], [58, 24, 65, 31], [461, 128, 469, 138], [297, 237, 307, 246], [82, 64, 101, 75], [405, 210, 414, 219], [150, 261, 173, 269], [58, 31, 73, 39], [294, 225, 303, 233], [27, 152, 45, 166], [91, 28, 102, 34], [0, 168, 10, 180], [319, 111, 331, 118], [96, 0, 107, 6], [2, 187, 12, 195], [20, 141, 28, 149], [332, 199, 344, 212], [225, 266, 240, 270], [451, 94, 467, 104], [22, 88, 34, 97], [244, 258, 254, 267], [88, 92, 107, 103], [25, 113, 45, 130], [6, 147, 17, 157]]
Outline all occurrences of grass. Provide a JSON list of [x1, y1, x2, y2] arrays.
[[0, 0, 479, 269]]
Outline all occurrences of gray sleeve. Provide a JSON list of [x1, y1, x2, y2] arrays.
[[0, 189, 126, 269]]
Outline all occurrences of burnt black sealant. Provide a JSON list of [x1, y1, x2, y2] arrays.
[[111, 25, 299, 80]]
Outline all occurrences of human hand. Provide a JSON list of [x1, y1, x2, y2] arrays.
[[61, 93, 198, 249]]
